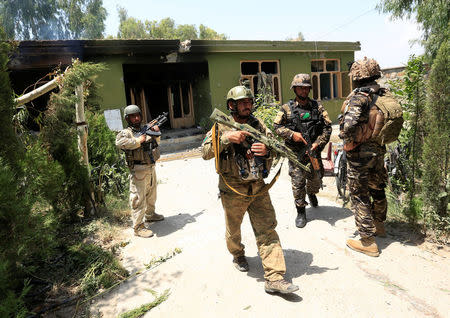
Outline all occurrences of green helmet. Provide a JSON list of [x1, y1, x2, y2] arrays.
[[226, 86, 254, 102], [290, 73, 312, 89], [124, 104, 141, 120]]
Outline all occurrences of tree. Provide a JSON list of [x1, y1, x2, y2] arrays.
[[378, 0, 449, 60], [0, 0, 107, 40], [421, 40, 449, 230], [116, 8, 227, 40], [199, 24, 227, 40], [117, 7, 149, 39]]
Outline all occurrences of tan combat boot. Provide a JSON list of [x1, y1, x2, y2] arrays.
[[145, 212, 164, 222], [374, 220, 387, 237], [265, 279, 299, 294], [346, 237, 379, 257], [134, 224, 154, 238]]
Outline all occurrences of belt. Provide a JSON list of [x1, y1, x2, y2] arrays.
[[133, 160, 149, 165]]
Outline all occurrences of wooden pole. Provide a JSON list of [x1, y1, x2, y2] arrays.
[[75, 85, 96, 214], [14, 77, 59, 106], [75, 85, 89, 169]]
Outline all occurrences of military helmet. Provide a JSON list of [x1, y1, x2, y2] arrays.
[[123, 104, 141, 120], [290, 73, 312, 89], [226, 86, 254, 102], [349, 57, 381, 81]]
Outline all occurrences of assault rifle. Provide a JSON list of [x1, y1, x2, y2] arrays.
[[296, 112, 322, 174], [210, 108, 310, 173], [133, 112, 169, 138]]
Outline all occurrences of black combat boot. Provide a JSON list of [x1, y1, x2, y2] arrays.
[[295, 206, 307, 228], [308, 194, 318, 207]]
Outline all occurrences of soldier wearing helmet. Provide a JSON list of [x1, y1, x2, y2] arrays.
[[340, 57, 390, 257], [273, 73, 332, 228], [115, 105, 164, 238], [201, 86, 299, 295]]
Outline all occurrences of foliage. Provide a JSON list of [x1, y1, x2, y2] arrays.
[[39, 59, 106, 220], [253, 91, 280, 133], [119, 289, 170, 318], [389, 55, 427, 208], [87, 111, 128, 203], [0, 157, 57, 317], [66, 243, 128, 296], [0, 0, 107, 40], [0, 28, 22, 172], [421, 40, 449, 232], [117, 7, 227, 40], [377, 0, 450, 60]]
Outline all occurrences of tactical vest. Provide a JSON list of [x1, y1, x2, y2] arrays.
[[285, 99, 323, 149], [124, 127, 160, 169], [219, 117, 270, 181]]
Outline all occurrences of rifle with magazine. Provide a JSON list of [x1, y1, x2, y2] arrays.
[[133, 112, 169, 138]]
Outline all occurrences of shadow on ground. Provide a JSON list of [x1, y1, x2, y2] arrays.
[[307, 205, 353, 226], [149, 211, 204, 237]]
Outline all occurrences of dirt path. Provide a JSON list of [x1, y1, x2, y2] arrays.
[[90, 156, 449, 318]]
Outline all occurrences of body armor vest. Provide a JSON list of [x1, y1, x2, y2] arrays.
[[124, 127, 160, 168], [285, 99, 323, 150]]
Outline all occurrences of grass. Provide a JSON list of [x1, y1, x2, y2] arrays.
[[119, 289, 170, 318]]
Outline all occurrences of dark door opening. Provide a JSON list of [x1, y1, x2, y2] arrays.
[[123, 62, 208, 129]]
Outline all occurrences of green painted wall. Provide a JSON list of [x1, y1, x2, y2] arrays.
[[90, 49, 354, 128], [94, 57, 127, 111], [205, 51, 354, 116]]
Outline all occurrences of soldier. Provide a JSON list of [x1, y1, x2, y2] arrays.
[[339, 57, 389, 257], [273, 74, 332, 228], [115, 105, 164, 238], [202, 86, 299, 294]]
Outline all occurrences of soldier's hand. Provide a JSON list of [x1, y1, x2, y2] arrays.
[[251, 143, 268, 156], [310, 143, 318, 152], [150, 125, 160, 132], [223, 130, 250, 144], [138, 135, 147, 144], [292, 132, 307, 144]]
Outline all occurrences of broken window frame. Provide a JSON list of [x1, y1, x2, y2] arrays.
[[240, 60, 282, 102], [310, 59, 351, 101]]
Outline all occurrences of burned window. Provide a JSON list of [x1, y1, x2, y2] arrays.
[[240, 60, 282, 102], [241, 62, 259, 75], [261, 62, 278, 74], [310, 59, 343, 100]]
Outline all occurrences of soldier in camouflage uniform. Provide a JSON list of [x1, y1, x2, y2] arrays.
[[273, 74, 332, 228], [339, 57, 388, 257], [115, 105, 164, 238], [202, 86, 299, 294]]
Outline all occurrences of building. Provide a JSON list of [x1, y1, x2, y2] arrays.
[[9, 39, 360, 130]]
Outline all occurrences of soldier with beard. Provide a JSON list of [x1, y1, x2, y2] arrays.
[[115, 105, 164, 238], [273, 74, 332, 228], [202, 86, 299, 294]]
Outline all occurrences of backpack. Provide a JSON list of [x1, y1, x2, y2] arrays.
[[371, 90, 404, 145]]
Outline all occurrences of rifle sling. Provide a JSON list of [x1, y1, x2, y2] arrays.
[[212, 123, 281, 198]]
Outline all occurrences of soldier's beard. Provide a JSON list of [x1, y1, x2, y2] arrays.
[[296, 93, 308, 101], [128, 120, 142, 129]]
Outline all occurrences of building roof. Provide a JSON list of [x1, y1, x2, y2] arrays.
[[9, 39, 361, 70]]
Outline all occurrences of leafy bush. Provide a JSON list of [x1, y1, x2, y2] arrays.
[[421, 41, 449, 233]]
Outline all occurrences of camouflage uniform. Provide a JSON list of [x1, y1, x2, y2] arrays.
[[202, 115, 286, 281], [115, 126, 160, 230], [273, 99, 332, 208], [340, 87, 388, 238]]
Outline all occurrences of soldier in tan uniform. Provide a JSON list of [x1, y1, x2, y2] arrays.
[[115, 105, 164, 238], [273, 74, 332, 228], [340, 58, 390, 257], [202, 86, 299, 294]]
